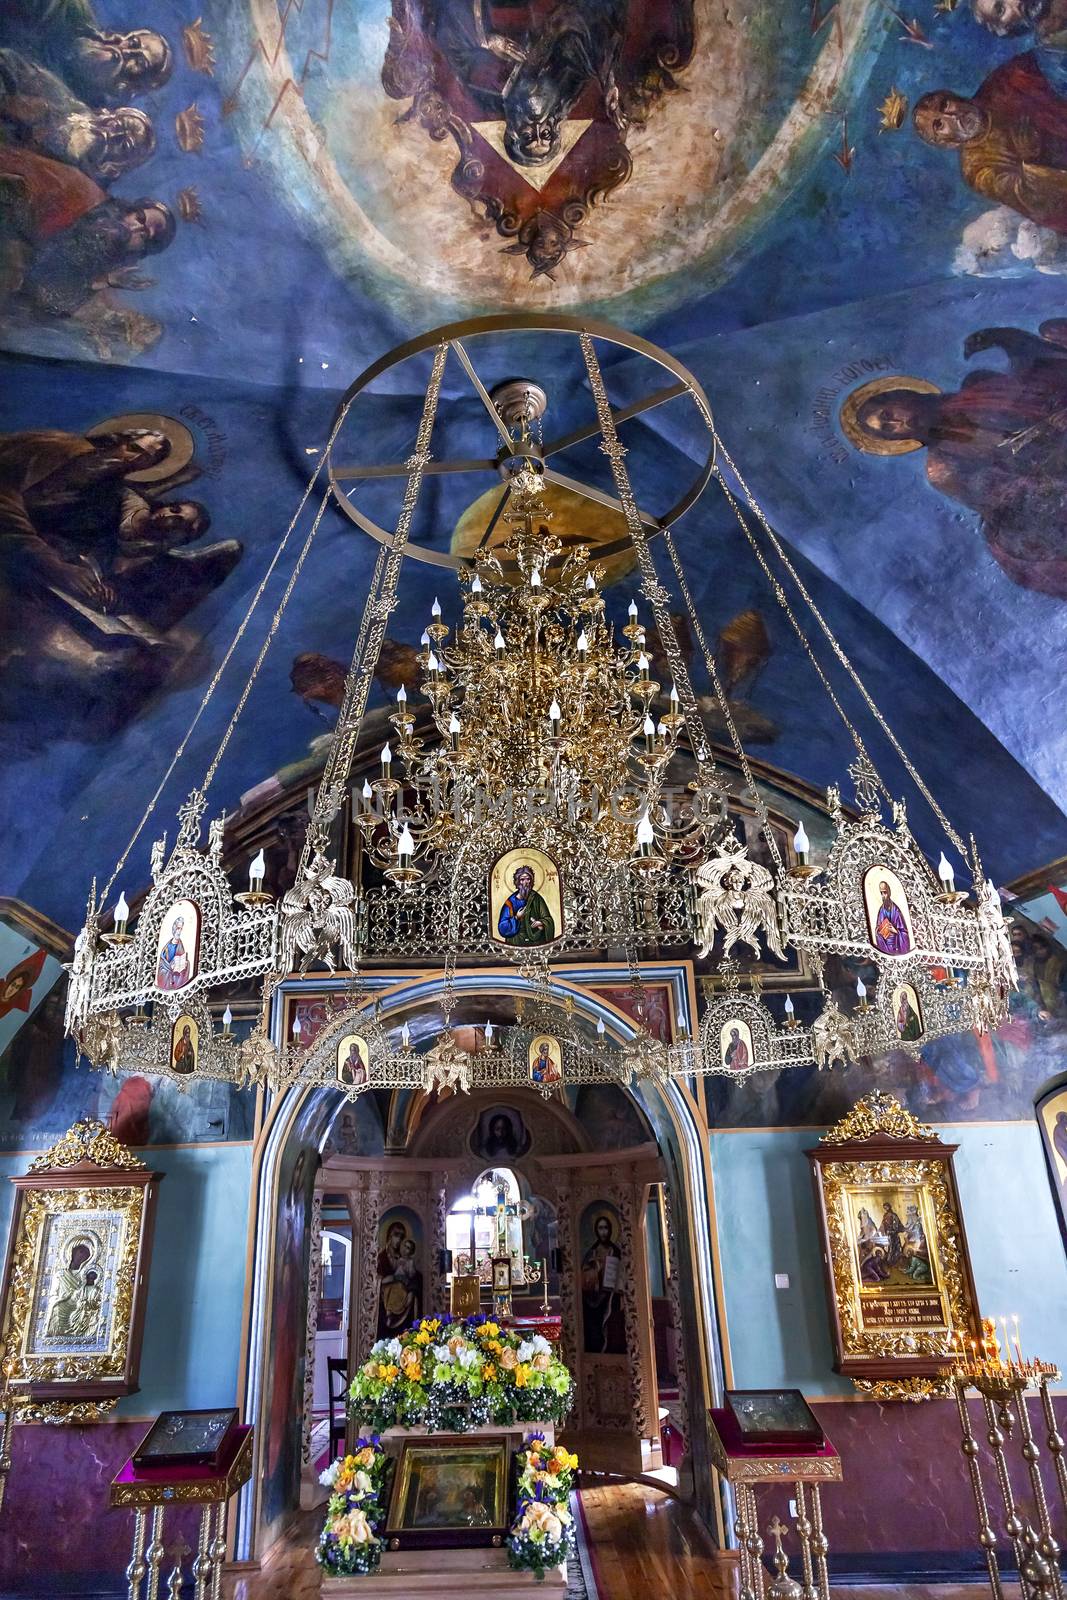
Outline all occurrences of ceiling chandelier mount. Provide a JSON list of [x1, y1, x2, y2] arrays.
[[62, 315, 1018, 1099]]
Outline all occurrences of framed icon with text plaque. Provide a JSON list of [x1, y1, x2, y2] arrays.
[[807, 1092, 980, 1401]]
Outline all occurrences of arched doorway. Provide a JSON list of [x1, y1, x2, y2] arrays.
[[234, 969, 727, 1563]]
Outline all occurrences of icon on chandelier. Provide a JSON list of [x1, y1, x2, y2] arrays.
[[170, 1014, 198, 1075], [154, 899, 200, 991], [528, 1034, 562, 1086], [490, 848, 563, 949], [892, 984, 924, 1043], [862, 867, 913, 957], [336, 1033, 369, 1087], [719, 1019, 754, 1072]]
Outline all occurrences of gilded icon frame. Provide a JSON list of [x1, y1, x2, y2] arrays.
[[0, 1121, 160, 1422], [807, 1093, 980, 1401], [385, 1434, 511, 1549]]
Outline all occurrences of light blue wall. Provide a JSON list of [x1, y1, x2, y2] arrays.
[[0, 1142, 253, 1418], [709, 1122, 1067, 1396]]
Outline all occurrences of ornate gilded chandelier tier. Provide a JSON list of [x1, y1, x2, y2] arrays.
[[62, 315, 1018, 1097]]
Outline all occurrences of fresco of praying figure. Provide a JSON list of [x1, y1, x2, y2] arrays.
[[864, 869, 912, 956]]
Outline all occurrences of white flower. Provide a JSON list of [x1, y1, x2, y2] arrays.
[[457, 1344, 481, 1370], [433, 1343, 452, 1364], [517, 1340, 535, 1363], [352, 1470, 373, 1496], [385, 1338, 402, 1360], [319, 1462, 338, 1487]]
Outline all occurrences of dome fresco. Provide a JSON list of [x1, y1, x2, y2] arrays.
[[0, 0, 1066, 928]]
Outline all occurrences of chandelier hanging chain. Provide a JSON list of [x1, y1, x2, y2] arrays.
[[712, 436, 970, 864], [578, 332, 718, 784], [301, 340, 450, 864], [201, 483, 336, 792], [704, 473, 890, 802], [98, 398, 354, 906], [660, 526, 784, 874]]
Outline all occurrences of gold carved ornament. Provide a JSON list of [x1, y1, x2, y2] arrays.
[[27, 1118, 147, 1173], [818, 1091, 937, 1145]]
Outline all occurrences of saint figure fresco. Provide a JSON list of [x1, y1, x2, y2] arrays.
[[842, 322, 1067, 602], [580, 1206, 626, 1355]]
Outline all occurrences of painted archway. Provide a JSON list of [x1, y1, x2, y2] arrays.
[[234, 965, 728, 1561]]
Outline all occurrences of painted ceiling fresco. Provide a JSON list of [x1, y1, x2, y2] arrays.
[[1, 0, 1066, 1022]]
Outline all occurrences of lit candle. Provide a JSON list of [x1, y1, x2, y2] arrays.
[[420, 629, 430, 658], [397, 822, 415, 861], [938, 852, 955, 893], [494, 628, 505, 655], [484, 1019, 494, 1045], [643, 713, 655, 753], [669, 683, 679, 712], [471, 574, 482, 595], [427, 650, 440, 680], [656, 720, 667, 743], [784, 994, 795, 1020], [628, 599, 638, 621], [856, 976, 867, 1004], [222, 1005, 233, 1035], [1012, 1313, 1024, 1365], [248, 850, 266, 890], [114, 890, 130, 934], [448, 711, 461, 750], [431, 596, 441, 619], [577, 629, 589, 659], [397, 684, 407, 706], [401, 1020, 411, 1048], [361, 778, 373, 810], [292, 1015, 302, 1041], [585, 572, 596, 593], [793, 821, 809, 868], [380, 743, 392, 779], [636, 812, 655, 857], [596, 1018, 606, 1038], [637, 652, 650, 683], [549, 698, 562, 736], [531, 568, 542, 589]]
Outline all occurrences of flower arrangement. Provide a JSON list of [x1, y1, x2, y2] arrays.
[[349, 1316, 574, 1435], [507, 1433, 580, 1578], [315, 1438, 390, 1577]]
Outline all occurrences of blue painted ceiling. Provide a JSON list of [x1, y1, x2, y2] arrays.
[[2, 0, 1066, 930]]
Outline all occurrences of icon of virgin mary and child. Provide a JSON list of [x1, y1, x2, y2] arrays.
[[497, 864, 555, 945]]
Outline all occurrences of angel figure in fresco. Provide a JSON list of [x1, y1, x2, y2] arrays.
[[155, 914, 189, 990], [873, 881, 911, 955], [694, 837, 785, 961], [497, 864, 555, 946]]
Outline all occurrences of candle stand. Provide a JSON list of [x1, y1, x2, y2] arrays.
[[707, 1409, 842, 1600], [950, 1322, 1065, 1600], [109, 1424, 253, 1600]]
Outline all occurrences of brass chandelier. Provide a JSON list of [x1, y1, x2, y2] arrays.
[[63, 316, 1018, 1098]]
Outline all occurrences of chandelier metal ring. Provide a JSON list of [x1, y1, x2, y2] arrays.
[[327, 312, 717, 569]]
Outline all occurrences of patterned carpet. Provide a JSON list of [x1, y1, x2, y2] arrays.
[[570, 1492, 602, 1600]]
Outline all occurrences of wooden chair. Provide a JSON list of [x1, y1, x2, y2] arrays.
[[326, 1357, 348, 1459]]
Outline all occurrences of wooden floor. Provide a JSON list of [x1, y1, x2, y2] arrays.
[[579, 1483, 737, 1599], [222, 1484, 736, 1600]]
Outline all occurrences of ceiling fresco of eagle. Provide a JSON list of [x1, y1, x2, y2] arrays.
[[1, 0, 1067, 942]]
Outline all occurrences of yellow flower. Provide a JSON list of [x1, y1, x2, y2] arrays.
[[355, 1447, 376, 1469], [488, 1339, 503, 1357], [479, 1321, 500, 1339], [483, 1363, 497, 1382], [378, 1362, 399, 1384], [514, 1363, 530, 1388], [400, 1347, 422, 1377], [414, 1329, 431, 1346]]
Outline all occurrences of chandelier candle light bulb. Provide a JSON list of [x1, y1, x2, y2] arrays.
[[114, 891, 129, 934], [484, 1020, 494, 1044], [784, 994, 797, 1028], [222, 1005, 232, 1036], [577, 629, 589, 659], [643, 713, 656, 753], [937, 851, 967, 904], [380, 743, 392, 778], [855, 976, 870, 1013], [549, 699, 562, 737], [494, 628, 505, 655], [531, 568, 542, 589], [397, 823, 415, 860], [431, 597, 441, 619], [448, 711, 461, 750]]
